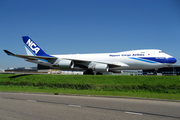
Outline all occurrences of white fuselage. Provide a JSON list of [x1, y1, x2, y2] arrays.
[[52, 49, 176, 71]]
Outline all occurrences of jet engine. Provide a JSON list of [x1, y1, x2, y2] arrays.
[[55, 60, 74, 69], [109, 70, 123, 73], [91, 63, 109, 72]]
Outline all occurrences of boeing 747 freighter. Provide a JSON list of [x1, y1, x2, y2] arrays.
[[4, 36, 177, 74]]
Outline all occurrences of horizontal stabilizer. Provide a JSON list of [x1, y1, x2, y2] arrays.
[[4, 50, 15, 56], [3, 50, 57, 60]]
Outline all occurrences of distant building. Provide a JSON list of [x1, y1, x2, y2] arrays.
[[4, 64, 179, 76], [143, 65, 180, 75], [4, 67, 37, 72], [38, 64, 83, 75], [38, 64, 142, 75], [103, 70, 142, 75]]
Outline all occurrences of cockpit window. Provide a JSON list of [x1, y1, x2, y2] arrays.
[[159, 51, 164, 53]]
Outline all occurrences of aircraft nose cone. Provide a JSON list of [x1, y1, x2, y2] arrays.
[[165, 57, 177, 64]]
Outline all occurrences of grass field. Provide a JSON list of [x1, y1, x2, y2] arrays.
[[0, 74, 180, 100]]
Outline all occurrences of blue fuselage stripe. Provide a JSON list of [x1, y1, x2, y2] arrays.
[[129, 57, 157, 63], [129, 57, 176, 64]]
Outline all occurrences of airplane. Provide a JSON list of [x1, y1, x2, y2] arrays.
[[4, 36, 177, 74]]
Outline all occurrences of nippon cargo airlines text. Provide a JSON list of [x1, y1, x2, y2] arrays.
[[110, 54, 144, 57], [4, 36, 177, 74]]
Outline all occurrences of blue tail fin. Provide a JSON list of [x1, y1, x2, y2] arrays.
[[22, 36, 51, 57]]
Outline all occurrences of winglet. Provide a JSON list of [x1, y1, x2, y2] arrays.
[[4, 50, 15, 56]]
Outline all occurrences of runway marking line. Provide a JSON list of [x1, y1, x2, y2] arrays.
[[27, 100, 37, 102], [125, 111, 143, 116], [68, 104, 81, 107]]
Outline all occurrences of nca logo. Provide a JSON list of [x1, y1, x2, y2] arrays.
[[26, 39, 40, 54]]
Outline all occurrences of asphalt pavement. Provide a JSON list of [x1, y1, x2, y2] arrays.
[[0, 92, 180, 120]]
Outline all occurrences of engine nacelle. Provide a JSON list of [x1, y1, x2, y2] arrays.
[[109, 70, 123, 73], [92, 64, 109, 72], [56, 60, 74, 69]]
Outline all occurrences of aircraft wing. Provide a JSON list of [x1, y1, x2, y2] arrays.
[[4, 50, 129, 69], [62, 57, 129, 67], [4, 50, 57, 60], [110, 62, 129, 67]]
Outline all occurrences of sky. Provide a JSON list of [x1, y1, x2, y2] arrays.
[[0, 0, 180, 69]]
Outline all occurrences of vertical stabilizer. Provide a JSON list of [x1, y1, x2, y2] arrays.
[[22, 36, 51, 57]]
